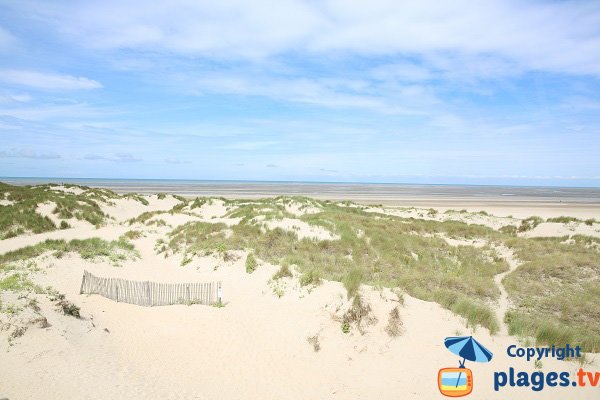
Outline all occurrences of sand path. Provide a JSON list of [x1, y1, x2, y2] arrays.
[[492, 244, 522, 336]]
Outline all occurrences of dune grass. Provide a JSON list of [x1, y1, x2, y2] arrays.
[[546, 216, 581, 224], [245, 253, 257, 273], [3, 183, 597, 347], [0, 237, 138, 267], [0, 182, 159, 239], [503, 235, 600, 352], [518, 216, 544, 232], [0, 182, 112, 239], [0, 237, 138, 327], [299, 269, 322, 287], [164, 200, 508, 333]]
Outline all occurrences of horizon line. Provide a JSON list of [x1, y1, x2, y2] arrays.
[[2, 176, 600, 190]]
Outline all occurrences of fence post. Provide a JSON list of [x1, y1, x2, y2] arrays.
[[80, 271, 86, 294], [115, 283, 119, 303], [146, 281, 151, 306], [217, 282, 223, 304]]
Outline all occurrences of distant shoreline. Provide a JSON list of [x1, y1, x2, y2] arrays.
[[2, 177, 600, 204]]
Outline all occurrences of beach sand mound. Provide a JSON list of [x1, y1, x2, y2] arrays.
[[0, 190, 599, 399]]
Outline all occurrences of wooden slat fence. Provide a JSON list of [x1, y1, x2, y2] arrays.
[[80, 270, 222, 307]]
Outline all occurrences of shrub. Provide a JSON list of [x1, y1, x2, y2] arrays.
[[272, 265, 292, 280], [299, 269, 321, 287], [57, 299, 80, 318], [59, 220, 70, 229], [245, 253, 257, 273], [342, 268, 363, 299], [342, 295, 377, 334], [547, 216, 580, 224], [518, 216, 544, 232], [341, 322, 350, 334], [122, 230, 143, 240], [385, 306, 403, 337], [499, 225, 517, 236]]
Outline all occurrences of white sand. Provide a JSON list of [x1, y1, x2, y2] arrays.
[[0, 196, 598, 399], [281, 199, 322, 216], [369, 205, 600, 238], [101, 195, 181, 223]]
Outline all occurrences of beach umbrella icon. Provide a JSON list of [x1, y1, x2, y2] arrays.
[[443, 336, 493, 390], [445, 335, 493, 366]]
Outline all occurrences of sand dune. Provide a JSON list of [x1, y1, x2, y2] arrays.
[[0, 190, 598, 399]]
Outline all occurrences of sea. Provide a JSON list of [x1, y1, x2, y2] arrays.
[[2, 177, 600, 204]]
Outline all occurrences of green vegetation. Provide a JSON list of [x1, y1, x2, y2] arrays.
[[0, 273, 43, 293], [272, 264, 292, 280], [546, 216, 580, 224], [190, 197, 207, 209], [432, 290, 499, 334], [499, 225, 518, 236], [518, 216, 544, 232], [341, 322, 350, 334], [163, 200, 508, 333], [2, 183, 597, 348], [342, 268, 363, 299], [53, 293, 81, 318], [245, 253, 257, 273], [128, 210, 164, 225], [503, 236, 600, 352], [0, 237, 138, 266], [122, 229, 143, 240], [299, 269, 322, 287], [0, 182, 154, 239], [0, 182, 110, 239], [0, 236, 138, 337]]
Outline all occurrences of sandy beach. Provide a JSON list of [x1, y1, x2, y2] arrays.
[[0, 182, 598, 399], [3, 1, 600, 398]]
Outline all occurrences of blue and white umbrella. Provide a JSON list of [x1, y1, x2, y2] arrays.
[[444, 335, 493, 365], [444, 336, 493, 388]]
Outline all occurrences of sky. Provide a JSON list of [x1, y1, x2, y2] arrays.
[[0, 1, 599, 186]]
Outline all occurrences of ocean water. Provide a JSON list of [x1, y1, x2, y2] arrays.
[[2, 177, 600, 202]]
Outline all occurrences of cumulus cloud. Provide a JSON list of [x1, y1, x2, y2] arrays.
[[0, 70, 102, 90]]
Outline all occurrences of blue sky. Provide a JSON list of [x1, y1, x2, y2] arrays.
[[0, 1, 599, 186]]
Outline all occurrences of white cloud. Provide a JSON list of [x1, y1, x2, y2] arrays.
[[370, 63, 433, 82], [13, 0, 600, 76], [0, 148, 60, 159], [185, 72, 436, 114], [84, 153, 142, 162], [0, 70, 102, 90], [0, 93, 32, 103]]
